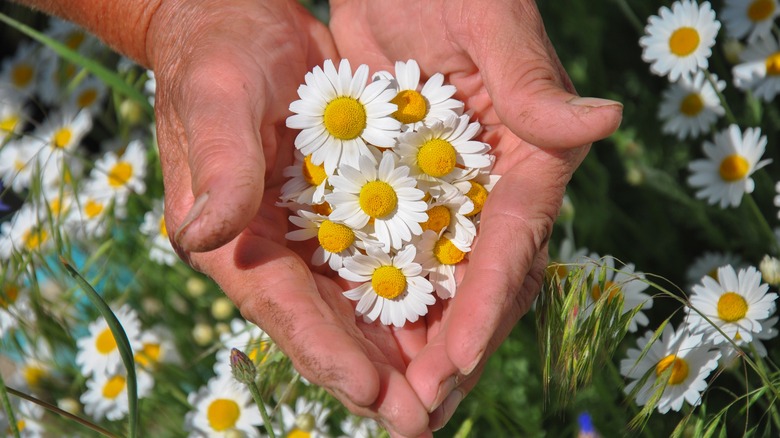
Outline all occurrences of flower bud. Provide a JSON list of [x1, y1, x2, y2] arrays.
[[230, 348, 257, 384]]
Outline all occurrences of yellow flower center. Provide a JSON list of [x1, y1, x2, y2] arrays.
[[417, 138, 457, 177], [159, 216, 168, 238], [323, 96, 367, 140], [0, 115, 19, 133], [85, 199, 104, 219], [359, 181, 397, 218], [372, 266, 407, 300], [135, 342, 162, 368], [23, 365, 46, 387], [302, 154, 327, 186], [545, 263, 569, 280], [207, 398, 241, 431], [311, 202, 333, 216], [102, 375, 126, 399], [0, 286, 19, 309], [668, 27, 700, 57], [65, 31, 86, 50], [464, 181, 488, 217], [77, 89, 99, 108], [765, 52, 780, 76], [11, 64, 33, 88], [433, 237, 466, 265], [420, 205, 451, 234], [287, 429, 312, 438], [590, 280, 622, 302], [718, 154, 749, 182], [391, 89, 428, 124], [748, 0, 776, 21], [655, 354, 689, 385], [53, 128, 72, 149], [317, 220, 355, 253], [108, 161, 133, 188], [16, 419, 26, 432], [679, 93, 704, 116], [22, 228, 48, 251], [717, 291, 748, 322], [95, 327, 117, 354]]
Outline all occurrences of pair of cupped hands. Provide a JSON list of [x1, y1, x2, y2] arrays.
[[147, 0, 622, 435]]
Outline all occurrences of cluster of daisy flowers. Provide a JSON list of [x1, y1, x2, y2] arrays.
[[282, 59, 497, 327]]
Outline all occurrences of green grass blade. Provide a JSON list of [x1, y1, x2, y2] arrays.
[[0, 372, 21, 438], [60, 257, 138, 438], [0, 12, 153, 118]]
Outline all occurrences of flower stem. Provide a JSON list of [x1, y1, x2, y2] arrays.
[[247, 380, 277, 438], [748, 344, 780, 431], [703, 69, 737, 125], [611, 0, 645, 34], [744, 194, 779, 256]]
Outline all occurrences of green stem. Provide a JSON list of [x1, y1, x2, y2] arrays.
[[612, 0, 644, 34], [0, 373, 20, 438], [749, 344, 780, 431], [703, 69, 737, 125], [744, 194, 779, 256], [247, 381, 276, 438]]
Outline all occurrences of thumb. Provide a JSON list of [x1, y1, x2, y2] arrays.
[[170, 57, 266, 253], [467, 1, 622, 148]]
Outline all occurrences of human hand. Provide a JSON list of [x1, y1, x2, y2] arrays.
[[146, 0, 433, 436], [328, 0, 623, 430]]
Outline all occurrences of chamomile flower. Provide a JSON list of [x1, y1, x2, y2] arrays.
[[286, 59, 401, 174], [134, 328, 180, 373], [280, 151, 330, 205], [375, 59, 463, 130], [0, 398, 45, 437], [0, 137, 38, 192], [44, 17, 99, 54], [75, 304, 143, 377], [278, 397, 331, 438], [214, 318, 272, 378], [0, 281, 34, 337], [419, 186, 476, 250], [582, 255, 654, 333], [285, 210, 378, 271], [415, 230, 469, 299], [685, 251, 743, 286], [718, 315, 779, 364], [639, 0, 720, 82], [35, 108, 93, 158], [139, 199, 177, 266], [89, 139, 147, 206], [81, 368, 154, 422], [184, 374, 264, 437], [0, 89, 27, 142], [67, 75, 108, 113], [686, 265, 777, 344], [0, 41, 40, 97], [397, 115, 492, 189], [0, 204, 54, 260], [687, 124, 771, 208], [339, 244, 435, 327], [721, 0, 779, 42], [546, 237, 590, 281], [732, 35, 780, 101], [621, 324, 720, 413], [658, 71, 725, 139], [451, 169, 501, 218], [327, 152, 427, 251], [66, 186, 114, 238]]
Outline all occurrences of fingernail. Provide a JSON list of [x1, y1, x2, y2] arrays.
[[429, 375, 458, 412], [461, 350, 483, 375], [174, 192, 209, 249], [431, 389, 464, 432], [567, 96, 623, 109]]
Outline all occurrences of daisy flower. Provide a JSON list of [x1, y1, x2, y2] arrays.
[[139, 199, 178, 266], [279, 151, 330, 205], [718, 315, 779, 364], [0, 41, 40, 97], [451, 169, 501, 218], [214, 318, 272, 378], [582, 255, 654, 333], [374, 59, 463, 130], [0, 137, 38, 193], [0, 204, 54, 260], [0, 398, 45, 436], [44, 17, 99, 54], [685, 251, 743, 286], [285, 209, 379, 271], [75, 304, 143, 377], [66, 185, 115, 238], [33, 108, 93, 157], [621, 324, 721, 413], [686, 265, 777, 344], [184, 374, 264, 437], [658, 71, 725, 139], [732, 35, 780, 101], [396, 115, 493, 190], [81, 368, 154, 422], [419, 186, 476, 250], [415, 230, 469, 299], [327, 152, 428, 251], [339, 244, 435, 327], [89, 139, 147, 206], [721, 0, 779, 42], [639, 0, 720, 82], [0, 281, 34, 338], [0, 89, 27, 142], [134, 328, 180, 373], [546, 237, 589, 281], [278, 397, 331, 438], [286, 59, 401, 174], [687, 124, 771, 208], [67, 75, 108, 113]]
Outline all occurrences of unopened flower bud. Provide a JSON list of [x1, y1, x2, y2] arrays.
[[760, 255, 780, 286], [230, 348, 258, 384], [192, 323, 214, 346], [186, 277, 207, 297], [211, 297, 235, 320]]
